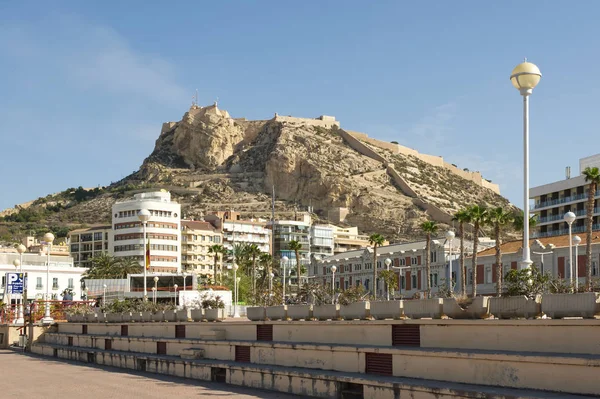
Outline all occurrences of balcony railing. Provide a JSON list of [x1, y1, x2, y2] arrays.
[[533, 223, 600, 238], [532, 190, 600, 210], [537, 207, 599, 223]]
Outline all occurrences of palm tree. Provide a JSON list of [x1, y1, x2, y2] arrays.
[[583, 166, 600, 291], [208, 244, 225, 284], [84, 253, 119, 279], [452, 209, 471, 297], [512, 211, 538, 241], [420, 221, 438, 298], [487, 207, 513, 296], [468, 205, 488, 297], [247, 244, 262, 296], [288, 240, 303, 289], [117, 257, 143, 278], [259, 253, 274, 291], [368, 233, 386, 299]]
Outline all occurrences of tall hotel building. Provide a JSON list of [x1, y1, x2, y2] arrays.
[[111, 191, 181, 273], [531, 154, 600, 238]]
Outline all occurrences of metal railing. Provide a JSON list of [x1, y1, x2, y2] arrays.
[[532, 191, 600, 210]]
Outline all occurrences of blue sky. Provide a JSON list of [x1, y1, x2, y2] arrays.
[[2, 1, 600, 212]]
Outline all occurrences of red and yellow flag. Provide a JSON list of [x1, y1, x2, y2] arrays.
[[145, 238, 151, 270]]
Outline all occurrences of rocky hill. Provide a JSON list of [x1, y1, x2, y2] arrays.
[[0, 103, 514, 243]]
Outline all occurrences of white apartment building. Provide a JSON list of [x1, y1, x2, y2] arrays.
[[531, 154, 600, 238], [181, 220, 223, 275], [67, 225, 112, 268], [111, 191, 181, 273], [315, 238, 491, 298], [329, 225, 389, 254], [204, 211, 271, 259], [0, 252, 87, 301], [310, 224, 334, 260]]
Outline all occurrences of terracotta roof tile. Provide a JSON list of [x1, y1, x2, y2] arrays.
[[476, 232, 600, 257], [181, 220, 218, 232]]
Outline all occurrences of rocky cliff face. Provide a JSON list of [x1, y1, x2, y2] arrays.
[[1, 104, 513, 242], [127, 104, 513, 241]]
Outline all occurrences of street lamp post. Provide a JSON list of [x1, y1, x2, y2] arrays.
[[138, 209, 151, 301], [153, 276, 159, 304], [384, 258, 392, 300], [182, 272, 187, 293], [532, 251, 553, 275], [281, 256, 288, 305], [510, 60, 542, 271], [103, 284, 107, 308], [445, 231, 455, 293], [573, 235, 582, 291], [152, 287, 157, 304], [269, 272, 274, 298], [41, 232, 55, 324], [233, 264, 240, 318], [15, 244, 26, 324], [564, 212, 576, 290], [173, 284, 178, 306], [330, 265, 337, 304]]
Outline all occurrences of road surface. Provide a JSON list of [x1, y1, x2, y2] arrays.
[[0, 349, 299, 398]]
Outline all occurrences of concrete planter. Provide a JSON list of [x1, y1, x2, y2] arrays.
[[443, 297, 490, 319], [246, 307, 266, 321], [190, 309, 204, 322], [122, 312, 135, 322], [313, 304, 340, 321], [204, 308, 226, 321], [287, 304, 313, 321], [340, 301, 370, 320], [489, 296, 541, 319], [106, 313, 122, 323], [176, 309, 190, 322], [152, 311, 165, 322], [266, 305, 287, 321], [163, 310, 177, 322], [542, 293, 600, 319], [370, 300, 404, 320], [404, 298, 444, 319], [141, 311, 153, 322], [131, 312, 144, 322]]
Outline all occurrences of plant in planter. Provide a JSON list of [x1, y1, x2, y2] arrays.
[[505, 266, 552, 299], [201, 294, 226, 321], [65, 303, 95, 322]]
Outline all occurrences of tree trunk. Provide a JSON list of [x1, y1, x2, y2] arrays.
[[495, 224, 502, 296], [586, 182, 595, 291], [295, 249, 301, 291], [372, 246, 378, 300], [425, 234, 431, 298], [252, 255, 256, 297], [460, 223, 466, 297], [471, 222, 479, 297], [214, 256, 218, 285]]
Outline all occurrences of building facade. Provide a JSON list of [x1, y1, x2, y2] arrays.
[[204, 211, 271, 259], [531, 154, 600, 238], [0, 252, 87, 301], [473, 234, 600, 295], [67, 225, 112, 268], [315, 238, 489, 298], [330, 225, 389, 254], [110, 191, 181, 273], [310, 224, 334, 259], [181, 220, 223, 276]]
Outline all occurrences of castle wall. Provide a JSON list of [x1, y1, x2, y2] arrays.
[[337, 129, 387, 164], [274, 115, 340, 128]]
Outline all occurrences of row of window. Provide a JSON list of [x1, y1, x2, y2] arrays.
[[1, 276, 75, 290], [114, 244, 179, 252], [114, 222, 178, 230], [116, 209, 177, 218], [114, 233, 178, 241], [182, 235, 221, 243]]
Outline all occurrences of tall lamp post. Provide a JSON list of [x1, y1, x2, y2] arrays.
[[182, 272, 187, 293], [233, 264, 240, 318], [138, 209, 151, 301], [235, 276, 241, 318], [445, 231, 455, 293], [103, 284, 107, 307], [173, 284, 178, 306], [269, 272, 274, 299], [152, 287, 157, 304], [41, 232, 54, 324], [153, 276, 159, 304], [281, 256, 288, 304], [384, 258, 392, 300], [564, 211, 576, 290], [15, 244, 26, 324], [510, 60, 542, 270], [573, 235, 582, 291], [330, 265, 337, 304]]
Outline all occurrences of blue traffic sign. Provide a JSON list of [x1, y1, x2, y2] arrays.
[[6, 273, 24, 294]]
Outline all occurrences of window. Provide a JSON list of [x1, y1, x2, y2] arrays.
[[1, 275, 4, 288], [411, 275, 417, 289], [593, 261, 598, 277], [411, 257, 417, 265], [401, 276, 406, 289], [486, 267, 492, 284], [431, 251, 437, 263], [68, 278, 74, 289], [399, 258, 406, 266], [467, 269, 473, 285], [36, 277, 43, 289], [93, 232, 103, 241], [430, 273, 438, 288], [52, 278, 59, 290]]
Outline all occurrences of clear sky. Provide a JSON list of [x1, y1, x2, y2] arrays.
[[2, 1, 599, 212]]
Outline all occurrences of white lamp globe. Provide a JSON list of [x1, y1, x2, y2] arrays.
[[564, 212, 576, 224], [13, 259, 20, 268], [573, 235, 582, 245], [43, 232, 55, 244], [510, 61, 542, 91], [384, 258, 392, 267], [16, 244, 26, 254], [445, 230, 455, 241], [138, 209, 151, 222], [330, 265, 337, 273]]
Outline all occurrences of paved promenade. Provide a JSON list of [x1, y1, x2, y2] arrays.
[[0, 350, 298, 398]]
